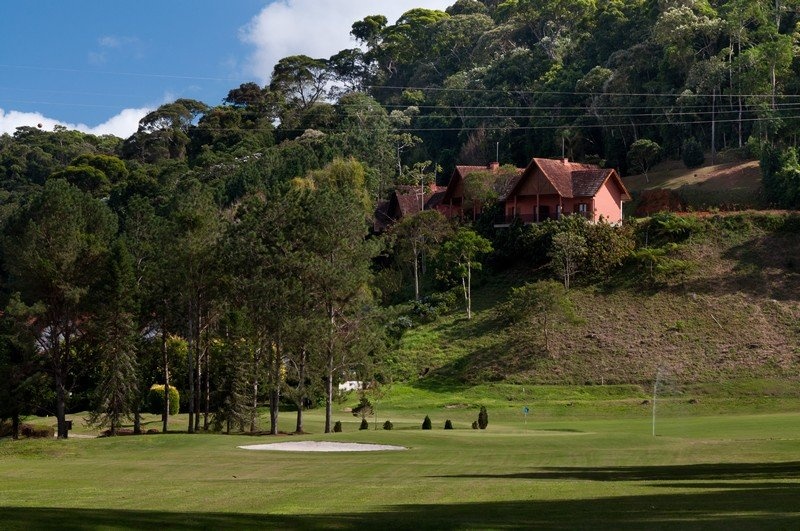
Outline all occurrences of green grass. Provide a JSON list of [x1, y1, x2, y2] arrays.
[[3, 394, 800, 529]]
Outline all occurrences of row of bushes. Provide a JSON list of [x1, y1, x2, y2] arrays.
[[0, 420, 54, 439], [343, 408, 490, 432]]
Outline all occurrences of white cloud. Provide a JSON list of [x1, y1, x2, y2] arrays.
[[0, 106, 153, 139], [241, 0, 452, 83], [99, 35, 122, 48]]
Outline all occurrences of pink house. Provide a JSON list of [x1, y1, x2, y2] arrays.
[[501, 158, 631, 224], [438, 158, 631, 225]]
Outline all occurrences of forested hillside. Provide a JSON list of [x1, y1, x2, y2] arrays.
[[2, 0, 799, 439]]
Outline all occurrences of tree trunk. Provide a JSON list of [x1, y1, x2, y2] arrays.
[[11, 412, 20, 440], [203, 344, 210, 431], [269, 340, 281, 435], [711, 88, 716, 164], [162, 326, 169, 434], [55, 331, 71, 440], [413, 247, 420, 301], [325, 355, 334, 433], [55, 371, 68, 439], [193, 327, 201, 432], [466, 261, 472, 320], [133, 406, 141, 435], [187, 315, 195, 433], [771, 63, 777, 111], [294, 349, 307, 434], [250, 348, 259, 433], [324, 306, 335, 433]]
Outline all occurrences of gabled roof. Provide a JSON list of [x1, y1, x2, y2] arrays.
[[572, 169, 632, 200], [442, 163, 525, 203], [508, 158, 631, 201], [374, 184, 447, 231], [571, 169, 614, 197]]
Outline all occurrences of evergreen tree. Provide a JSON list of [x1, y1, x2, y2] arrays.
[[3, 179, 117, 439], [87, 239, 139, 435]]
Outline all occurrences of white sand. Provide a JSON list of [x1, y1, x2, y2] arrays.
[[238, 441, 407, 452]]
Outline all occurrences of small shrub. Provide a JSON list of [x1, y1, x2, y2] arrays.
[[471, 421, 478, 429], [478, 406, 489, 429], [147, 384, 179, 415], [411, 301, 438, 323], [444, 419, 453, 430], [682, 138, 705, 168], [333, 420, 342, 433], [359, 418, 369, 430], [422, 415, 432, 430], [383, 420, 393, 430]]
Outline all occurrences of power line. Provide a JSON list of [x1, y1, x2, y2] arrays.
[[0, 63, 232, 82], [369, 84, 800, 99]]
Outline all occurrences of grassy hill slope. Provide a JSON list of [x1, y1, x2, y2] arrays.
[[624, 155, 764, 211], [391, 213, 800, 388]]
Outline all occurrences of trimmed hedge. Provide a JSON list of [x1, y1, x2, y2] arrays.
[[444, 419, 453, 430], [422, 415, 432, 430], [359, 418, 369, 430], [333, 420, 342, 433], [383, 420, 393, 430], [147, 384, 180, 415]]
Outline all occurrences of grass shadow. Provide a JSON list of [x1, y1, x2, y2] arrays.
[[436, 461, 800, 482], [2, 484, 800, 530]]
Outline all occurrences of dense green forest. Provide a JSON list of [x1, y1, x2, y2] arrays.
[[2, 0, 800, 440]]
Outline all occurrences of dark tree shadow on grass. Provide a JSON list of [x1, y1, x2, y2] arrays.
[[2, 485, 799, 530], [437, 460, 800, 482]]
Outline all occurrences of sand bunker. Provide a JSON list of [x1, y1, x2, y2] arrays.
[[238, 441, 407, 452]]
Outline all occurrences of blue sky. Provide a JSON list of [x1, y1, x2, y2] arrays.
[[0, 0, 451, 138]]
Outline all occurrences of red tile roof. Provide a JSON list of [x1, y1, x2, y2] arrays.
[[444, 163, 525, 202], [508, 158, 631, 201], [373, 184, 447, 231]]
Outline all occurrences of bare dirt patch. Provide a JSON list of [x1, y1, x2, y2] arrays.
[[238, 441, 407, 452]]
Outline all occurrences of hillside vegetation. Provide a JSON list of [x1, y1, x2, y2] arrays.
[[393, 212, 800, 387]]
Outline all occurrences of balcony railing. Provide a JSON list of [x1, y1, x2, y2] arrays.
[[494, 211, 592, 225]]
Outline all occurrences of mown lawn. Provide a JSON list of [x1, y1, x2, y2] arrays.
[[2, 395, 800, 530]]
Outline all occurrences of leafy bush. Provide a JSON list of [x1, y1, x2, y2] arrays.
[[388, 315, 414, 338], [333, 420, 342, 433], [359, 418, 369, 430], [147, 384, 179, 415], [760, 145, 800, 208], [427, 289, 459, 314], [682, 138, 705, 168], [422, 415, 432, 430], [410, 300, 438, 323], [478, 406, 489, 429], [444, 419, 453, 430], [472, 421, 478, 429], [383, 420, 393, 430]]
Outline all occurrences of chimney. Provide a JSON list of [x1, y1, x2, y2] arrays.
[[562, 158, 569, 164], [488, 161, 500, 172]]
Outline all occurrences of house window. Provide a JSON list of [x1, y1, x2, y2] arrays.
[[577, 203, 588, 213]]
